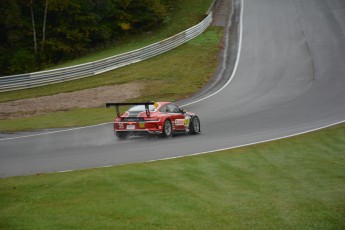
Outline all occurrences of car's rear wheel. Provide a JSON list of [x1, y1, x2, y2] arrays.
[[189, 116, 200, 135], [116, 132, 128, 140], [161, 119, 172, 137]]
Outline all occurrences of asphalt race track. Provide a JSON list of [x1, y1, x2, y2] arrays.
[[1, 0, 345, 177]]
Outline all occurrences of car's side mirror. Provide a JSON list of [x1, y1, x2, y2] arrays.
[[182, 109, 186, 114]]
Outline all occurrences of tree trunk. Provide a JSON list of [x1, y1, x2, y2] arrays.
[[30, 0, 37, 55], [41, 0, 48, 53]]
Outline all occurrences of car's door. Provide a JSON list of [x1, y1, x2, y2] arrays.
[[166, 103, 186, 131]]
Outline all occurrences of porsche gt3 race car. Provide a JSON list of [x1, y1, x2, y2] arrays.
[[106, 102, 201, 139]]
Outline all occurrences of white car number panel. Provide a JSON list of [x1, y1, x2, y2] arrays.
[[126, 125, 135, 130], [175, 119, 185, 126], [175, 116, 190, 127]]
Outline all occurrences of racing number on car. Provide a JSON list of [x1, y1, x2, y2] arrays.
[[175, 119, 185, 126]]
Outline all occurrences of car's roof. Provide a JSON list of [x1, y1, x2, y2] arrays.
[[156, 101, 172, 106], [125, 102, 176, 113], [126, 102, 173, 112]]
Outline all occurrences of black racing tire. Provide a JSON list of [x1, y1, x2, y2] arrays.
[[161, 119, 173, 138], [116, 132, 128, 140], [189, 116, 200, 135]]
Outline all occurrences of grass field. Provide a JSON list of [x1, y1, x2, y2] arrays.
[[1, 123, 344, 229]]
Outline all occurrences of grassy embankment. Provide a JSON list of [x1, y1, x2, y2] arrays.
[[0, 0, 221, 132], [1, 123, 344, 229]]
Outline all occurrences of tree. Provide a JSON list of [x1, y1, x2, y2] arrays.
[[0, 0, 173, 75]]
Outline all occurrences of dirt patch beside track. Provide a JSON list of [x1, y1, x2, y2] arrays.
[[0, 82, 144, 119]]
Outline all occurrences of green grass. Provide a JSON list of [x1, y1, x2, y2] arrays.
[[0, 27, 223, 132], [1, 124, 344, 229], [0, 108, 115, 132]]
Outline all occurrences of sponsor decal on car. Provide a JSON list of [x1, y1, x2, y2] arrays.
[[118, 123, 124, 129], [184, 115, 190, 127]]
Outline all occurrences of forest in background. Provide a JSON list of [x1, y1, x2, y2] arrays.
[[0, 0, 174, 76]]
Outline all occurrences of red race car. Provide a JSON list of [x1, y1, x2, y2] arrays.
[[106, 102, 201, 139]]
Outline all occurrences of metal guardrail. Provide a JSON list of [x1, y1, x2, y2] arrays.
[[0, 7, 216, 92]]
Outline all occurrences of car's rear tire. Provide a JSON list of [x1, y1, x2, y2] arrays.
[[116, 132, 128, 140], [161, 119, 172, 137], [189, 116, 200, 135]]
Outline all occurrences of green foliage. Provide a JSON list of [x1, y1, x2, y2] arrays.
[[8, 49, 36, 74], [0, 0, 178, 75], [0, 0, 36, 73]]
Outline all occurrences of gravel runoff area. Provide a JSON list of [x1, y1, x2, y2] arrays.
[[0, 82, 145, 120]]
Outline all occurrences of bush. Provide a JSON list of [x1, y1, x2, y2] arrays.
[[8, 49, 36, 75]]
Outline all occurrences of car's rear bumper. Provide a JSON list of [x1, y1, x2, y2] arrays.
[[115, 129, 163, 135], [114, 121, 163, 135]]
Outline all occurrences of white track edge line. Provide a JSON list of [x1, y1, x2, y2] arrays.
[[56, 119, 345, 174], [0, 122, 111, 141], [181, 0, 243, 107], [143, 120, 345, 164]]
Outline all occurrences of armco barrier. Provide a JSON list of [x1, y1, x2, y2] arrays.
[[0, 3, 217, 92]]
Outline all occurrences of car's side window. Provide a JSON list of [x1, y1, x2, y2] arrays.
[[160, 106, 170, 113], [167, 104, 181, 113]]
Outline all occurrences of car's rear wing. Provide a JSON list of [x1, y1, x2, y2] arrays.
[[106, 102, 155, 117]]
